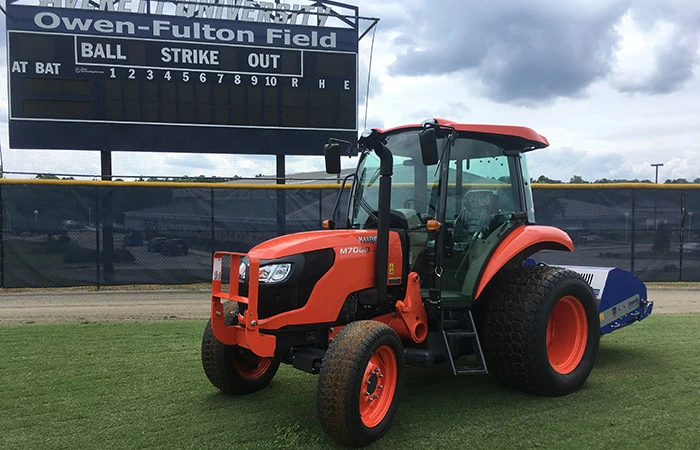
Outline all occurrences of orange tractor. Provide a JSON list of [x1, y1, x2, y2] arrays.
[[201, 119, 652, 447]]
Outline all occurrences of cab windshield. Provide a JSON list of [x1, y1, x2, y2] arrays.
[[349, 129, 529, 231]]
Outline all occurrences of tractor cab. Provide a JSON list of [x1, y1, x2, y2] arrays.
[[330, 119, 546, 304]]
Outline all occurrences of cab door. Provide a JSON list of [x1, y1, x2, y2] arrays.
[[439, 153, 523, 302]]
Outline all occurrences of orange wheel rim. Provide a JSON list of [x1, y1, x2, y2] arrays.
[[546, 295, 588, 374], [359, 345, 397, 428], [233, 348, 272, 380]]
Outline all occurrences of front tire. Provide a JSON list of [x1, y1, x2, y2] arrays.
[[316, 321, 404, 447], [481, 266, 599, 396], [201, 301, 280, 395]]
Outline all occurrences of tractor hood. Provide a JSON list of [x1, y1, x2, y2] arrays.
[[249, 229, 381, 260], [248, 229, 405, 288]]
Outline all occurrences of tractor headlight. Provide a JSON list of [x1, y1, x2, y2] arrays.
[[238, 258, 292, 284], [259, 263, 292, 284]]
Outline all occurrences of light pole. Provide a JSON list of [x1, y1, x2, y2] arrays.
[[651, 163, 664, 184]]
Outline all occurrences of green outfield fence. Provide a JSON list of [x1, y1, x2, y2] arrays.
[[1, 179, 699, 288]]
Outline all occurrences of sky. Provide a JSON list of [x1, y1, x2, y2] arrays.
[[1, 0, 699, 181]]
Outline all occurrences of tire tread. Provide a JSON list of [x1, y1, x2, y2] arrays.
[[481, 266, 599, 396], [201, 301, 279, 395], [316, 320, 404, 447]]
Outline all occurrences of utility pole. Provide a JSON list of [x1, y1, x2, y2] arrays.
[[651, 163, 664, 184]]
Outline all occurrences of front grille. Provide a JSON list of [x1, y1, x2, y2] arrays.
[[239, 276, 321, 319], [238, 248, 335, 319]]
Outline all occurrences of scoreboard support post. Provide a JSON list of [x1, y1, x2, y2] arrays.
[[100, 151, 112, 181]]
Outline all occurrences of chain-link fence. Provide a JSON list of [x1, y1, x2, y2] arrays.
[[1, 180, 698, 287], [531, 185, 700, 281], [0, 180, 348, 287]]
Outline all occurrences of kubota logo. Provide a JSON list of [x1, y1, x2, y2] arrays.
[[339, 246, 371, 255], [358, 235, 377, 243]]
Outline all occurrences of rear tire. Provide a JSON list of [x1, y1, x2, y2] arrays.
[[316, 320, 404, 447], [201, 301, 280, 395], [481, 266, 599, 396]]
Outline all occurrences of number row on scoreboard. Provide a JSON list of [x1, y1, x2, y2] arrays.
[[107, 67, 353, 91], [110, 67, 290, 87]]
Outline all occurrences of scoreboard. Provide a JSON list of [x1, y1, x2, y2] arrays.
[[6, 2, 358, 154]]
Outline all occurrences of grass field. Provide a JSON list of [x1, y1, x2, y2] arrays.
[[1, 316, 699, 450]]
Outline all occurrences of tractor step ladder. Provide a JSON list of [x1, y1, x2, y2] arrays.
[[441, 310, 488, 375]]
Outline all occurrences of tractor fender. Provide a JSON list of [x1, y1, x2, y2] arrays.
[[473, 225, 573, 301]]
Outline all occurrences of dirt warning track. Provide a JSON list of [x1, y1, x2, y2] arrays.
[[0, 286, 698, 324]]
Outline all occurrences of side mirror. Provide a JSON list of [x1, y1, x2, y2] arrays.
[[324, 143, 341, 174], [419, 128, 439, 166]]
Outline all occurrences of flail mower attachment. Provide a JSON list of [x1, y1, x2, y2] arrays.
[[563, 266, 654, 335]]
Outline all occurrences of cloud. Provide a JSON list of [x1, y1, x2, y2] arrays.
[[357, 2, 413, 33], [610, 4, 700, 94], [286, 155, 325, 175], [362, 114, 385, 130], [527, 146, 628, 181], [110, 152, 278, 179], [1, 149, 101, 178], [627, 149, 700, 182], [379, 0, 700, 102], [357, 54, 383, 107], [166, 154, 217, 171], [385, 1, 629, 103], [527, 143, 700, 183]]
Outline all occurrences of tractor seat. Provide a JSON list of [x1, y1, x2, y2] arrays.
[[454, 190, 499, 239]]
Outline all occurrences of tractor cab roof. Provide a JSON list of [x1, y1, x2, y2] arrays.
[[378, 118, 549, 152]]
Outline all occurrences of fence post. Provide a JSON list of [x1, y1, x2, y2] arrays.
[[319, 188, 323, 224], [210, 188, 215, 254], [276, 156, 287, 236], [680, 192, 686, 281], [631, 189, 636, 274], [0, 183, 4, 289], [101, 190, 114, 284], [95, 189, 101, 289]]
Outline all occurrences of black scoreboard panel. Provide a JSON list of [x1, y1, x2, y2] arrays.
[[7, 28, 357, 154], [10, 31, 356, 129]]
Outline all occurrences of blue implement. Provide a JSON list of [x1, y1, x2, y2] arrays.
[[561, 266, 654, 335]]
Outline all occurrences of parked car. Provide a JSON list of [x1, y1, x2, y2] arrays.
[[579, 234, 604, 243], [147, 237, 168, 253], [161, 239, 188, 256], [683, 242, 700, 254], [123, 232, 143, 247], [61, 219, 85, 231]]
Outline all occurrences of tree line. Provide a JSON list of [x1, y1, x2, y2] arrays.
[[532, 175, 700, 184], [23, 172, 700, 185]]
